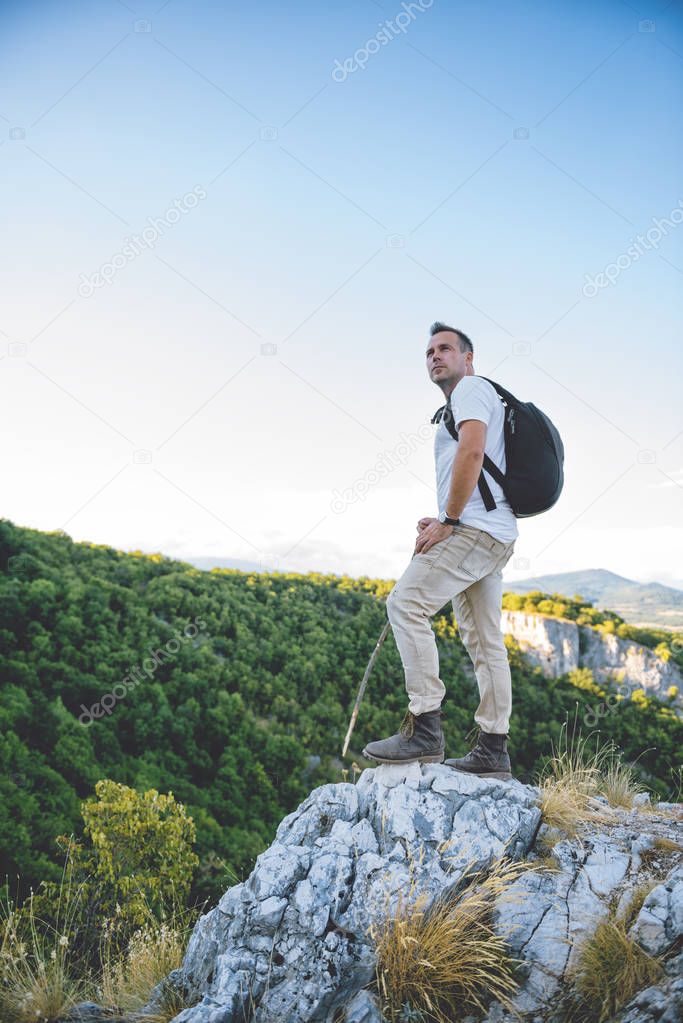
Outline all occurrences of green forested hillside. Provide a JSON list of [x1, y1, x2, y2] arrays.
[[1, 518, 681, 908]]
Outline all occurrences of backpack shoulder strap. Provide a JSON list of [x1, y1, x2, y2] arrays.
[[477, 468, 498, 511], [470, 378, 510, 489], [477, 376, 518, 407]]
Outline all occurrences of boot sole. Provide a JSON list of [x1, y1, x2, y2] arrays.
[[362, 748, 445, 765], [445, 763, 512, 781]]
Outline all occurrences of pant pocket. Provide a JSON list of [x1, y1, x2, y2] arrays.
[[456, 537, 498, 580], [415, 538, 452, 570]]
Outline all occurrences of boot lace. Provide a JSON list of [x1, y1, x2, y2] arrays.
[[467, 726, 489, 759], [399, 709, 415, 738]]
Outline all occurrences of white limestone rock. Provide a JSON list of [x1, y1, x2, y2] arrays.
[[142, 768, 681, 1023], [629, 863, 683, 956], [161, 768, 542, 1023]]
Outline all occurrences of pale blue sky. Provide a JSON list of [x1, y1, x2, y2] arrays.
[[1, 0, 682, 587]]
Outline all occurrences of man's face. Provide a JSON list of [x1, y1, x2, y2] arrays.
[[425, 331, 472, 392]]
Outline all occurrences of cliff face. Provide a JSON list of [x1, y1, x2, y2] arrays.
[[580, 626, 682, 698], [500, 611, 683, 715], [499, 611, 579, 677]]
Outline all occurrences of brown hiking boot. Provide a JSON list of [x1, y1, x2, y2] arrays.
[[362, 708, 445, 765], [444, 727, 512, 780]]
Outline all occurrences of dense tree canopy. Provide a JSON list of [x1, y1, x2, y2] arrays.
[[1, 518, 681, 909]]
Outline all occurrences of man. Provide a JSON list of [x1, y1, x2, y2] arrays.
[[362, 322, 518, 780]]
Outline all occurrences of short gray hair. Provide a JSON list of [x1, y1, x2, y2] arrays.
[[429, 321, 474, 354]]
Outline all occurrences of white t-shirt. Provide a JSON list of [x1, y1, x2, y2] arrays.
[[434, 375, 518, 543]]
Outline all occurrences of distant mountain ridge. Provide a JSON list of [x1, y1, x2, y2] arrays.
[[505, 569, 683, 628], [184, 561, 683, 629]]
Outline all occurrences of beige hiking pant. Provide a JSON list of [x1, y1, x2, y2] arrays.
[[386, 521, 516, 733]]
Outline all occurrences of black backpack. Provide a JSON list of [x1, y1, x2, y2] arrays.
[[431, 376, 564, 517]]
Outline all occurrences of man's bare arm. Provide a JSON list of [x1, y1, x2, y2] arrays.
[[444, 419, 486, 519]]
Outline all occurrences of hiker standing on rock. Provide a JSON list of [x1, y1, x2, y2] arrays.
[[362, 322, 521, 780]]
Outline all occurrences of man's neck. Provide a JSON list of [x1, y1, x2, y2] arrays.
[[442, 369, 475, 401]]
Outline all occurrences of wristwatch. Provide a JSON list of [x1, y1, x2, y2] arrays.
[[438, 511, 461, 526]]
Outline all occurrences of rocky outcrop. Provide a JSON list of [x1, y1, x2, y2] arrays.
[[134, 767, 682, 1023], [152, 765, 541, 1023], [500, 611, 683, 715]]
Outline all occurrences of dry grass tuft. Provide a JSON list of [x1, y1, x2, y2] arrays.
[[597, 756, 647, 809], [533, 856, 562, 875], [367, 852, 539, 1023], [564, 890, 665, 1023], [652, 835, 683, 854], [535, 722, 648, 836], [1, 863, 198, 1023], [0, 889, 89, 1023], [98, 907, 191, 1021], [637, 836, 683, 878]]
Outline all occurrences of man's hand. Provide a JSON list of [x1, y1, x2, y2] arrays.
[[417, 516, 437, 532], [414, 519, 454, 555]]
